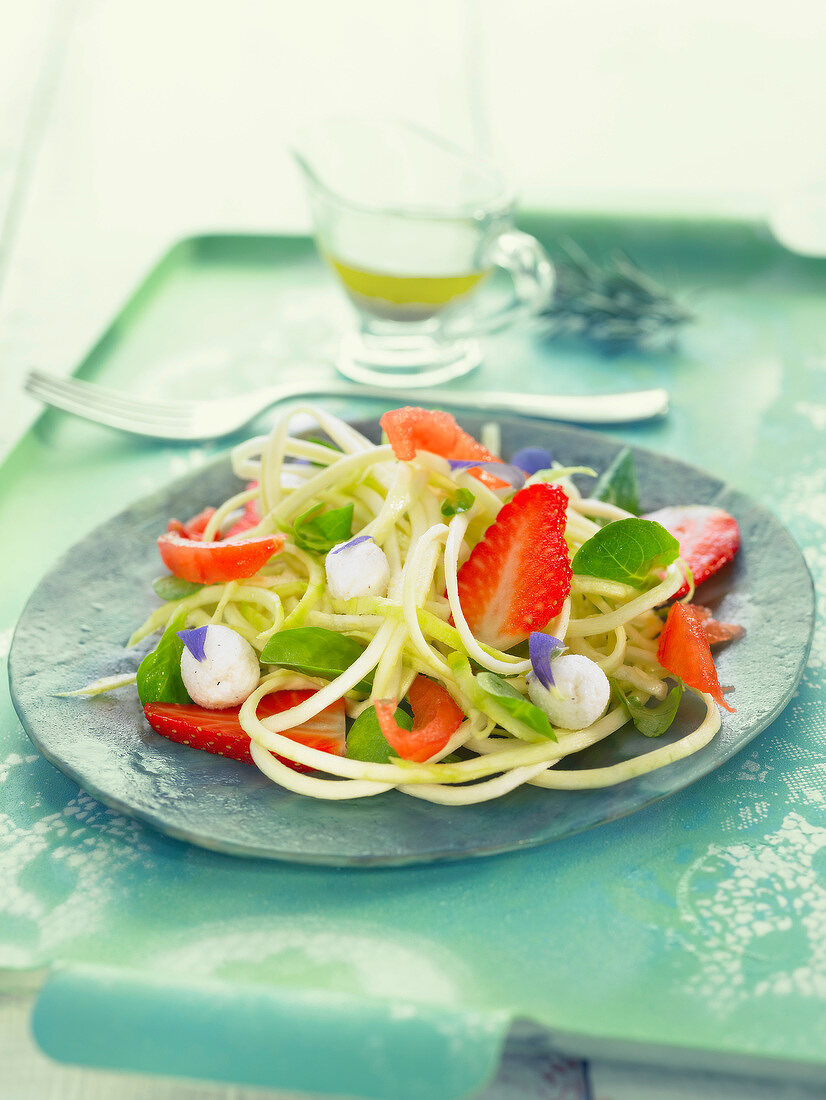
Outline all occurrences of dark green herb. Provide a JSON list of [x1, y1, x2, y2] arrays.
[[260, 627, 371, 691], [441, 488, 475, 518], [136, 607, 192, 706], [594, 448, 640, 515], [571, 518, 679, 588], [152, 575, 203, 601], [540, 239, 693, 350], [615, 680, 684, 738], [292, 503, 353, 554]]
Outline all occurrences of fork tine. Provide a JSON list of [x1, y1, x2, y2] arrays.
[[25, 373, 194, 427], [25, 370, 196, 419]]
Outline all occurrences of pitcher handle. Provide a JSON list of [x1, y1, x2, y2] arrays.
[[444, 230, 555, 338]]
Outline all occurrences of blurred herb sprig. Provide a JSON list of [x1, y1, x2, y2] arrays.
[[540, 238, 694, 351]]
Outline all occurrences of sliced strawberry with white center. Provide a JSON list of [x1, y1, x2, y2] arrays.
[[144, 690, 345, 771], [456, 482, 572, 650], [643, 505, 740, 598]]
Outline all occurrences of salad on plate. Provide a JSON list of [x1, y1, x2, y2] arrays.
[[79, 406, 743, 806]]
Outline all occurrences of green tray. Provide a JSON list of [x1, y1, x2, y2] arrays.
[[2, 213, 826, 1098]]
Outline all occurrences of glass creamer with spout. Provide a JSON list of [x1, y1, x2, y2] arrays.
[[294, 119, 554, 387]]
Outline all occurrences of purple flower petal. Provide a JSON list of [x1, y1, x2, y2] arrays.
[[529, 632, 563, 690], [511, 446, 553, 475], [447, 460, 526, 490], [178, 625, 209, 663], [330, 535, 373, 555]]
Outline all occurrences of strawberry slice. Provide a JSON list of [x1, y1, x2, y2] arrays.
[[643, 505, 740, 598], [456, 482, 571, 650], [690, 604, 745, 647], [656, 602, 734, 712], [157, 531, 284, 584], [144, 690, 346, 770], [225, 481, 261, 538], [380, 407, 508, 490], [374, 676, 465, 763]]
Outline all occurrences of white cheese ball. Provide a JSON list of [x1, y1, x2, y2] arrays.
[[325, 538, 390, 601], [528, 653, 610, 731], [180, 624, 260, 709]]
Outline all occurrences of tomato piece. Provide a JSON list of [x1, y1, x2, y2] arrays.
[[167, 507, 218, 540], [656, 602, 735, 712], [144, 690, 346, 770], [225, 481, 261, 538], [374, 675, 465, 762], [157, 531, 284, 584], [380, 407, 509, 491]]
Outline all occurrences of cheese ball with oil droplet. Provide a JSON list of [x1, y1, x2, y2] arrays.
[[180, 624, 260, 709], [528, 653, 610, 730]]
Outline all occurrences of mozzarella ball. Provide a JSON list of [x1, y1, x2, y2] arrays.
[[325, 538, 390, 601], [180, 624, 260, 709], [528, 653, 610, 731]]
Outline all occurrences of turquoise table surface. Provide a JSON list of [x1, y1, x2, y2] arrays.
[[2, 213, 826, 1098]]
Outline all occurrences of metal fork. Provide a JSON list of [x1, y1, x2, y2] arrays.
[[24, 368, 668, 441]]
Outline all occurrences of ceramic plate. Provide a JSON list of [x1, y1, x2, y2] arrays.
[[8, 416, 815, 866]]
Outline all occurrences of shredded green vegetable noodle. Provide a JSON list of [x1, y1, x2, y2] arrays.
[[131, 406, 721, 803]]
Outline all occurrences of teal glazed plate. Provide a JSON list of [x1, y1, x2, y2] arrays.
[[8, 416, 815, 866]]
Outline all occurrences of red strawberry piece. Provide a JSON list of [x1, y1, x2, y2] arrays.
[[643, 505, 740, 598], [375, 676, 465, 763], [167, 507, 218, 540], [656, 602, 734, 712], [225, 481, 261, 538], [157, 531, 284, 584], [144, 690, 346, 770], [689, 604, 745, 647], [380, 406, 509, 490], [456, 482, 571, 650]]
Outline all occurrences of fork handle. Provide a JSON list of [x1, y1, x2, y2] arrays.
[[299, 382, 669, 425]]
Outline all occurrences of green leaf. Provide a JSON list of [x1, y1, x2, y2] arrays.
[[136, 607, 192, 706], [571, 518, 679, 588], [293, 503, 354, 554], [594, 447, 640, 515], [306, 436, 342, 466], [475, 672, 554, 739], [152, 575, 203, 601], [260, 627, 371, 691], [615, 680, 684, 738], [346, 705, 413, 763], [441, 488, 475, 518]]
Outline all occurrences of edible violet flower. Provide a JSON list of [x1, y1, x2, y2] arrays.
[[528, 632, 563, 690], [330, 535, 373, 555], [511, 446, 553, 476], [447, 459, 526, 490], [177, 625, 209, 663]]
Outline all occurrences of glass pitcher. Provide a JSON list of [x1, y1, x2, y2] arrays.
[[294, 118, 554, 387]]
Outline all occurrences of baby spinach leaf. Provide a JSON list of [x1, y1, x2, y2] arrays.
[[152, 575, 203, 601], [594, 447, 640, 515], [293, 503, 354, 554], [136, 607, 192, 706], [260, 627, 372, 691], [615, 680, 684, 738], [475, 672, 555, 740], [441, 488, 475, 518], [346, 704, 412, 763], [571, 518, 679, 588]]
